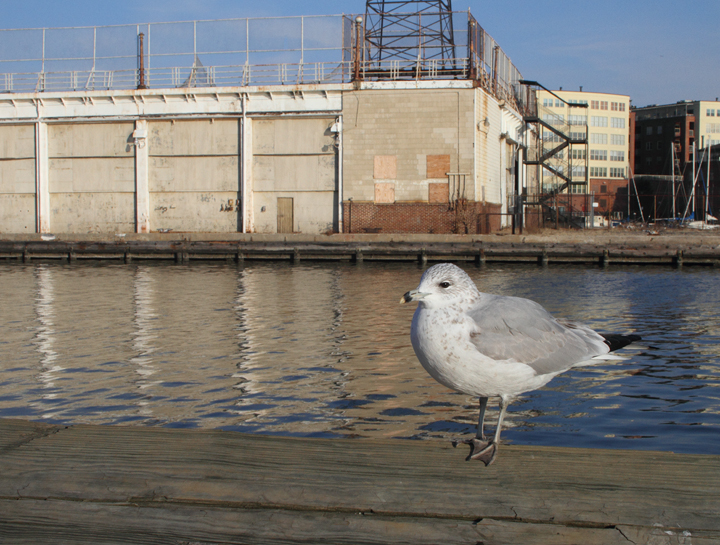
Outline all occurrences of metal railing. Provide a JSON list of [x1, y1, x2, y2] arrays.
[[0, 11, 526, 106], [0, 15, 351, 92]]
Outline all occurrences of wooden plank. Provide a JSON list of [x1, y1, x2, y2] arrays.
[[0, 498, 658, 545], [0, 419, 718, 531]]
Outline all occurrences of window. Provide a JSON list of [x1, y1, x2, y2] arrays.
[[543, 131, 561, 142], [611, 134, 625, 145], [556, 99, 563, 108], [569, 131, 586, 140], [590, 166, 607, 177], [600, 185, 607, 193], [591, 100, 599, 109], [591, 116, 608, 127], [568, 115, 587, 125], [708, 109, 716, 116], [610, 167, 626, 178], [645, 142, 653, 150], [646, 126, 653, 135], [600, 101, 608, 110], [571, 148, 586, 159], [543, 113, 565, 125], [590, 133, 608, 144], [543, 98, 553, 108], [590, 149, 607, 161], [657, 126, 662, 134], [708, 123, 720, 134], [571, 165, 586, 177], [611, 102, 618, 111], [610, 117, 625, 128], [610, 150, 625, 161]]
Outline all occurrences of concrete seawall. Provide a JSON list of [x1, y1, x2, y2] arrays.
[[2, 230, 719, 266]]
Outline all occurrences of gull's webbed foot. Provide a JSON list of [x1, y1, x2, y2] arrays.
[[452, 437, 498, 466]]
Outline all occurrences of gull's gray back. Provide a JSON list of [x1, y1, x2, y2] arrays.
[[466, 294, 610, 376]]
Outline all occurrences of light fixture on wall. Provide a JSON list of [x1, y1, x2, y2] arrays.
[[477, 117, 490, 135], [132, 127, 147, 149]]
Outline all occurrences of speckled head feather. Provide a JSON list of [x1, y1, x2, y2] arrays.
[[413, 263, 481, 310]]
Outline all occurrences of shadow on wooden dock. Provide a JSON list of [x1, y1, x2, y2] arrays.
[[0, 418, 718, 544]]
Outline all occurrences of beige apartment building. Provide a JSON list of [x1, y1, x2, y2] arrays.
[[536, 90, 630, 218]]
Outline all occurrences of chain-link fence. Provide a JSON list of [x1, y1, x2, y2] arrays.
[[0, 11, 525, 101]]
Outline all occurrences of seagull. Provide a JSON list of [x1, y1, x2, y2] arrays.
[[400, 263, 640, 466]]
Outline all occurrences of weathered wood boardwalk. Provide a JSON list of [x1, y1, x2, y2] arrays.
[[2, 232, 720, 266], [0, 418, 718, 544]]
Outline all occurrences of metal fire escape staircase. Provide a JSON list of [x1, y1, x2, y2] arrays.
[[520, 80, 589, 227]]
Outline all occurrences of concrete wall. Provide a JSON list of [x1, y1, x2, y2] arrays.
[[0, 83, 527, 235], [252, 117, 337, 234], [474, 89, 503, 206], [0, 125, 35, 232], [48, 122, 135, 233], [148, 119, 241, 232], [342, 88, 475, 204]]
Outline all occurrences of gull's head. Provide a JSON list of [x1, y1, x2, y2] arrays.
[[400, 263, 480, 309]]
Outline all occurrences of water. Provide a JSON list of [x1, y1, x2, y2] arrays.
[[1, 260, 719, 454]]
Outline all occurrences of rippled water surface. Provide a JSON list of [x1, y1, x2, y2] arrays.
[[1, 260, 719, 454]]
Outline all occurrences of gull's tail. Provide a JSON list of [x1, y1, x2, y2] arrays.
[[601, 333, 642, 353]]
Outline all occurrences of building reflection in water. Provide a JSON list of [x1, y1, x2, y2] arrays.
[[0, 261, 717, 454], [130, 267, 159, 417], [32, 266, 62, 416]]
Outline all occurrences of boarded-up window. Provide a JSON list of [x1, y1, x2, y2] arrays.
[[374, 182, 395, 203], [374, 155, 397, 179], [428, 182, 449, 203], [426, 154, 450, 179]]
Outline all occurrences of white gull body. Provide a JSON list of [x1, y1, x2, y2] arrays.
[[402, 262, 639, 465]]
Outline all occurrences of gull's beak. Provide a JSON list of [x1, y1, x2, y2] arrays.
[[400, 289, 428, 304]]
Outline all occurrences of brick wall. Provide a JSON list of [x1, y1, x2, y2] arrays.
[[343, 201, 502, 234]]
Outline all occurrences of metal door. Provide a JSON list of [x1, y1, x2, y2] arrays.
[[277, 197, 294, 233]]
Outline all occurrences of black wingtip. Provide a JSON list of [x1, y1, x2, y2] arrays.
[[601, 333, 642, 352]]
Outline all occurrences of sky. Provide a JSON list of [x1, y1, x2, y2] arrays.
[[1, 0, 718, 107]]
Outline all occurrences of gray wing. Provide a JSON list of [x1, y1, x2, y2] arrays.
[[466, 294, 609, 376]]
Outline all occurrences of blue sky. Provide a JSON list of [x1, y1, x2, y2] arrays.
[[2, 0, 718, 107]]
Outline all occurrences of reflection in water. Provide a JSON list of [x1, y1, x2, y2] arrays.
[[33, 266, 62, 413], [0, 261, 719, 454], [131, 268, 158, 417]]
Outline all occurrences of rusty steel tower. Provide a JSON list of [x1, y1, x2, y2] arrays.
[[364, 0, 456, 64]]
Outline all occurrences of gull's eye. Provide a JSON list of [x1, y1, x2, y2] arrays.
[[439, 281, 451, 289]]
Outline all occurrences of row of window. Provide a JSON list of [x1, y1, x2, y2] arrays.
[[542, 131, 590, 143], [708, 123, 720, 134], [589, 167, 626, 178], [590, 150, 626, 161], [708, 109, 717, 116], [590, 100, 626, 112], [542, 98, 589, 108], [590, 133, 626, 145], [591, 116, 626, 128]]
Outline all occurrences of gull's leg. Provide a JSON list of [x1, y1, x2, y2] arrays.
[[453, 397, 492, 460], [469, 395, 510, 466], [476, 396, 488, 440]]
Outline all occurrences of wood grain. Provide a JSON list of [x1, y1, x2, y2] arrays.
[[0, 419, 718, 544]]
